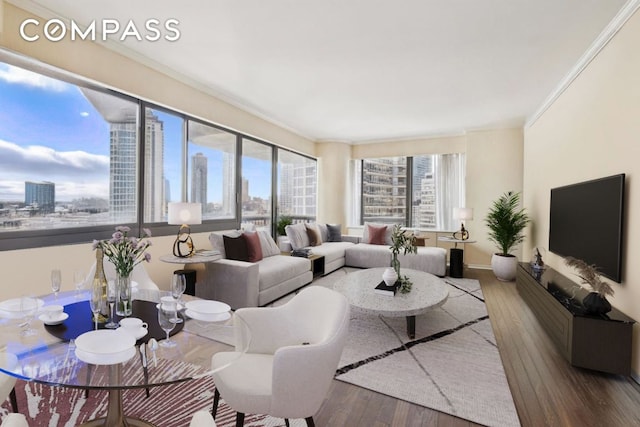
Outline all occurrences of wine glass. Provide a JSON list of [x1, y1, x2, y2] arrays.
[[89, 285, 101, 331], [51, 269, 61, 300], [105, 280, 118, 329], [171, 274, 186, 324], [73, 270, 85, 299], [157, 302, 177, 347], [19, 296, 38, 337]]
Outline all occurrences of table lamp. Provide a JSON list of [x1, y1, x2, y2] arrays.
[[452, 207, 473, 240], [168, 202, 202, 257]]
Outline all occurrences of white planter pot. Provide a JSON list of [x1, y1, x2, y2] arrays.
[[491, 254, 518, 282]]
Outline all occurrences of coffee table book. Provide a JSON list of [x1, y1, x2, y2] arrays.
[[374, 280, 400, 296]]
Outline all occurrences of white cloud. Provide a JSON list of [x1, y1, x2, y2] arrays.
[[0, 64, 68, 92], [0, 139, 109, 200], [80, 111, 90, 117]]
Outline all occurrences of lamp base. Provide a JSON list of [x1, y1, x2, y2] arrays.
[[172, 225, 195, 257], [452, 223, 469, 241]]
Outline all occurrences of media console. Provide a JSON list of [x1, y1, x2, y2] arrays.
[[516, 262, 635, 375]]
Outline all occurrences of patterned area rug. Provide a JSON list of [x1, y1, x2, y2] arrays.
[[0, 364, 288, 426], [244, 268, 519, 427]]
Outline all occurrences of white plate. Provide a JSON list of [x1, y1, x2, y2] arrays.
[[118, 327, 148, 340], [0, 298, 45, 319], [186, 309, 231, 323], [155, 302, 185, 311], [75, 346, 137, 365], [75, 329, 135, 355], [185, 300, 230, 316], [39, 312, 69, 326]]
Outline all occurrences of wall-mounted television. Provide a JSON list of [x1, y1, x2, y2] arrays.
[[549, 174, 625, 283]]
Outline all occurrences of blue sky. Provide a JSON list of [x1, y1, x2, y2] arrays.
[[0, 62, 271, 202]]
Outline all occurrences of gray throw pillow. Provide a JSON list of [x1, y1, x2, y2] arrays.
[[326, 224, 342, 242]]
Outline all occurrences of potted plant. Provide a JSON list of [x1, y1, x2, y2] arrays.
[[389, 224, 417, 293], [276, 215, 293, 252], [484, 191, 530, 281], [564, 257, 614, 314]]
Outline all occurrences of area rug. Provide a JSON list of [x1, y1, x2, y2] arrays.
[[0, 362, 290, 427], [188, 268, 520, 427]]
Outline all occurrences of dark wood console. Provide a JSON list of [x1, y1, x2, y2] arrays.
[[516, 262, 635, 375]]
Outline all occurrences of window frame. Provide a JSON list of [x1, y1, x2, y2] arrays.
[[0, 51, 317, 251]]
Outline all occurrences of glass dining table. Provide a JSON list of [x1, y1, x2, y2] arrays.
[[0, 288, 240, 426]]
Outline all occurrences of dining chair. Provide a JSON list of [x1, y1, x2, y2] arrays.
[[0, 352, 18, 414], [189, 410, 217, 427], [0, 413, 28, 427], [211, 285, 350, 427], [85, 260, 160, 291]]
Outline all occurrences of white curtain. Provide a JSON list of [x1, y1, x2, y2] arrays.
[[434, 153, 466, 231]]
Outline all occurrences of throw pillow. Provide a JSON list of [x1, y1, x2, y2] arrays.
[[305, 223, 322, 246], [223, 234, 248, 262], [242, 231, 263, 262], [257, 230, 281, 257], [363, 221, 394, 245], [209, 230, 241, 259], [317, 223, 329, 242], [285, 222, 310, 250], [326, 224, 342, 242], [366, 224, 387, 245]]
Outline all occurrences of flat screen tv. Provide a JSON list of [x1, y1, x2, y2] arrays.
[[549, 174, 625, 283]]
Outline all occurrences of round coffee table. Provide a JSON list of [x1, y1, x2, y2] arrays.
[[333, 268, 449, 338]]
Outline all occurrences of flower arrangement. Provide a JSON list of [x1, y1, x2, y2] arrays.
[[93, 226, 152, 277], [389, 224, 417, 293], [564, 256, 614, 297]]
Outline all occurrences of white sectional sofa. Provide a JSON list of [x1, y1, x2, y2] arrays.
[[198, 230, 313, 309], [199, 223, 447, 310]]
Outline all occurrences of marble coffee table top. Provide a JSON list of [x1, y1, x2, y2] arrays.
[[333, 267, 448, 317]]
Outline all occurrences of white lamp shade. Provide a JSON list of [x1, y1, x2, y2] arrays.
[[168, 202, 202, 225], [453, 207, 474, 221]]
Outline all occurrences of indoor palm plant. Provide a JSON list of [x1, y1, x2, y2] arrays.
[[485, 191, 530, 281]]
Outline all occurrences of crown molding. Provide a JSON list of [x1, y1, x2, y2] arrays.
[[526, 0, 640, 128]]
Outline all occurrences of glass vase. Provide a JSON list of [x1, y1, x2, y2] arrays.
[[115, 274, 132, 316]]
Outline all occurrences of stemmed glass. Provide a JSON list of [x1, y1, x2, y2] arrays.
[[73, 270, 85, 299], [89, 285, 101, 331], [158, 301, 177, 347], [19, 296, 38, 337], [105, 280, 118, 329], [51, 269, 61, 300], [171, 273, 186, 324]]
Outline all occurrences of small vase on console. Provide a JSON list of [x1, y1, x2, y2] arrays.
[[582, 292, 612, 314]]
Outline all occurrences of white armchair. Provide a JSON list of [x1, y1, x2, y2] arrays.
[[211, 286, 350, 426]]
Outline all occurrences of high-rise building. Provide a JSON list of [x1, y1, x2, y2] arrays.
[[191, 153, 208, 205], [362, 157, 406, 223], [83, 89, 165, 223], [279, 161, 317, 217], [25, 181, 55, 213]]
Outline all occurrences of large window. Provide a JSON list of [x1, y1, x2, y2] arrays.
[[0, 63, 139, 232], [241, 139, 273, 230], [0, 54, 316, 250], [187, 121, 237, 220], [357, 153, 465, 230], [277, 149, 317, 223]]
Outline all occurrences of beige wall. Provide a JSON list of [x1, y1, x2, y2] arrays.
[[524, 9, 640, 375]]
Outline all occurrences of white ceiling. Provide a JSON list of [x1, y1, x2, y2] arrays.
[[16, 0, 630, 143]]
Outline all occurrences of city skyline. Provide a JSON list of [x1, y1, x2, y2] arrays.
[[0, 62, 273, 205]]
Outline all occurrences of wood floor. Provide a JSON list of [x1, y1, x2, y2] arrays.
[[313, 268, 640, 426]]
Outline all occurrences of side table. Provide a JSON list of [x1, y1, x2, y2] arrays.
[[437, 237, 476, 278], [159, 252, 221, 295]]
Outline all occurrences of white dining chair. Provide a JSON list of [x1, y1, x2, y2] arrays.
[[189, 410, 217, 427], [211, 286, 350, 426]]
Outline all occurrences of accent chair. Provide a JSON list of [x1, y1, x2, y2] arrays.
[[210, 285, 350, 426]]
